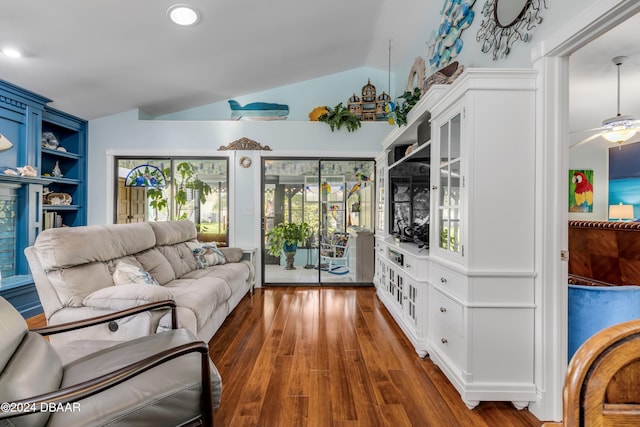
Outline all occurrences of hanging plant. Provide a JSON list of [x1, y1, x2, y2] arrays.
[[386, 87, 422, 127], [316, 102, 362, 132]]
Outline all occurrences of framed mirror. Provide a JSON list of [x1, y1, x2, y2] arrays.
[[494, 0, 530, 28], [476, 0, 547, 60]]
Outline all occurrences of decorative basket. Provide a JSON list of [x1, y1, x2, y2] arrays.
[[46, 192, 72, 205]]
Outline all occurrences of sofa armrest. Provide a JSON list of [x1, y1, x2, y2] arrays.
[[218, 247, 243, 263], [31, 300, 178, 336]]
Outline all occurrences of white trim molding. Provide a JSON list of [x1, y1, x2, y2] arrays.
[[530, 0, 639, 421]]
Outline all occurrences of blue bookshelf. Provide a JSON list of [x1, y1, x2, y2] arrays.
[[0, 80, 87, 318]]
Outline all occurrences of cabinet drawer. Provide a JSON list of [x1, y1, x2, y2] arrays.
[[431, 289, 463, 334], [403, 254, 429, 279], [431, 319, 463, 368], [430, 263, 467, 300]]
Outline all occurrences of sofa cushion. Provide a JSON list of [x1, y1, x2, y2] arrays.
[[48, 262, 115, 307], [182, 262, 252, 291], [158, 242, 198, 278], [34, 222, 156, 270], [112, 262, 160, 286], [83, 283, 173, 311], [163, 277, 231, 330], [54, 329, 222, 426], [149, 220, 197, 246], [134, 248, 176, 285]]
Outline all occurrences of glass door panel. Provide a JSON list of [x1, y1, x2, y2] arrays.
[[319, 160, 375, 284], [263, 159, 319, 284], [262, 158, 375, 285], [436, 113, 462, 254]]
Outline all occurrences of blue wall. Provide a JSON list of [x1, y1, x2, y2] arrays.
[[609, 141, 640, 218]]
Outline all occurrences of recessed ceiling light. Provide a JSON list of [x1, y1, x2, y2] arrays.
[[2, 47, 23, 58], [167, 4, 200, 26]]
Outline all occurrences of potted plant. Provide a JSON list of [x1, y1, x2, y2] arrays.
[[266, 222, 312, 269]]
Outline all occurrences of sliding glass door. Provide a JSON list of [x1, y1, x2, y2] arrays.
[[262, 158, 375, 285]]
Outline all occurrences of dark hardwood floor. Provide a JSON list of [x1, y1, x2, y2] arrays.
[[26, 286, 544, 426], [208, 286, 543, 427]]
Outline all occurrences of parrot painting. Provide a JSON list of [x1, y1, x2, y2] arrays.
[[572, 171, 593, 211]]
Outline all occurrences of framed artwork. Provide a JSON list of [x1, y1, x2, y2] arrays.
[[569, 169, 594, 213]]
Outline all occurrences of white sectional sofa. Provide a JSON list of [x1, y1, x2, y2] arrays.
[[25, 220, 254, 346]]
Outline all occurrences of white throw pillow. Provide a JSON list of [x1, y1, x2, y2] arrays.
[[189, 243, 227, 269], [113, 262, 159, 286]]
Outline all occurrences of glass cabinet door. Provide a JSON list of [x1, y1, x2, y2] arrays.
[[437, 113, 461, 254], [376, 162, 385, 233]]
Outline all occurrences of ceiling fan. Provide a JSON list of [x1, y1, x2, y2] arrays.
[[571, 56, 640, 149]]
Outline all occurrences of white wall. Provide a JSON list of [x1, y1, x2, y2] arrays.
[[392, 0, 604, 94], [88, 110, 387, 241], [155, 67, 392, 121]]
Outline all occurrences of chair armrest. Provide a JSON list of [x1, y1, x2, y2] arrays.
[[0, 338, 212, 425], [30, 300, 178, 336]]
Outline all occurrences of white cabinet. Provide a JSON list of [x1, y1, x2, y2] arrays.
[[375, 238, 429, 357], [374, 68, 538, 410], [428, 261, 536, 409], [426, 69, 538, 409], [429, 69, 537, 272]]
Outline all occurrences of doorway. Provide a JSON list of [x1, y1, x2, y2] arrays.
[[262, 158, 375, 285]]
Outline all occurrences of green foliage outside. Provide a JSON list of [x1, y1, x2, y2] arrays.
[[147, 162, 212, 222]]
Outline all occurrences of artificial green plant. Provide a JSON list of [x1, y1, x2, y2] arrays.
[[317, 102, 362, 132]]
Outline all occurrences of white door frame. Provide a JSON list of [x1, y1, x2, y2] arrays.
[[531, 0, 640, 421]]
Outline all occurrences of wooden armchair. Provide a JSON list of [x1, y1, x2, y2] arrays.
[[544, 319, 640, 426]]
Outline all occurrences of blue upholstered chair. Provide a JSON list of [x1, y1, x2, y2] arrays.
[[568, 284, 640, 361]]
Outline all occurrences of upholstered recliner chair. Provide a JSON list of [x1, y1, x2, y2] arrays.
[[0, 297, 220, 426]]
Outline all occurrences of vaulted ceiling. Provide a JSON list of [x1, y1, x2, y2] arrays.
[[1, 0, 638, 133], [0, 0, 433, 119]]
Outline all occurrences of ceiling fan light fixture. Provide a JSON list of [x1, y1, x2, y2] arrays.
[[167, 4, 200, 26], [603, 127, 637, 143], [602, 115, 638, 143]]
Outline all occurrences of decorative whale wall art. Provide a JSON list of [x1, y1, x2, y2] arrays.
[[228, 100, 289, 121]]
